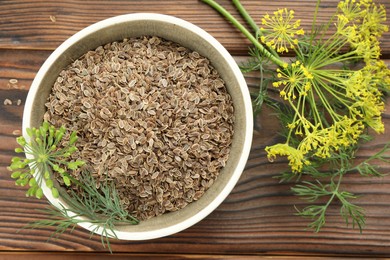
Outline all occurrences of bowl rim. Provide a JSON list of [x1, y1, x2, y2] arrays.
[[23, 13, 253, 240]]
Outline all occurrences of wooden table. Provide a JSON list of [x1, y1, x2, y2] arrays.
[[1, 0, 390, 259]]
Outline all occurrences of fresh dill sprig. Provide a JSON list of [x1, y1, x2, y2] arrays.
[[202, 0, 390, 232], [279, 104, 389, 231], [241, 46, 276, 118], [292, 175, 366, 232], [290, 146, 365, 232], [9, 122, 139, 252], [26, 171, 139, 253]]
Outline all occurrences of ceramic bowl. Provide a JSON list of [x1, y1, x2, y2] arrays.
[[23, 13, 253, 240]]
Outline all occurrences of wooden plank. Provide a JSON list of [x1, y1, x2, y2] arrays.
[[1, 49, 390, 255], [0, 0, 389, 55], [0, 253, 376, 260]]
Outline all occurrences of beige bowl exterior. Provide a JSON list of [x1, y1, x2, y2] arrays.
[[23, 13, 253, 240]]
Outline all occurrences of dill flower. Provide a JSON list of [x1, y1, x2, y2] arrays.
[[272, 61, 313, 99], [337, 0, 367, 23], [260, 8, 304, 53], [265, 143, 309, 172], [337, 0, 388, 62], [202, 0, 390, 233], [360, 1, 388, 38], [345, 61, 390, 133]]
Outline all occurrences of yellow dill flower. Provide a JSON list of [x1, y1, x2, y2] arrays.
[[360, 2, 388, 38], [371, 60, 390, 90], [260, 8, 304, 53], [298, 124, 326, 155], [334, 117, 365, 145], [336, 19, 358, 43], [351, 99, 384, 133], [355, 38, 381, 62], [273, 61, 313, 99], [265, 143, 309, 173], [344, 70, 369, 99], [337, 0, 367, 23], [313, 127, 340, 158], [364, 115, 385, 133], [337, 0, 388, 62], [345, 63, 389, 133], [297, 118, 362, 159]]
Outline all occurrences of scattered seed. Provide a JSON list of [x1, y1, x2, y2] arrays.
[[3, 99, 12, 105], [12, 129, 21, 135], [9, 79, 18, 84]]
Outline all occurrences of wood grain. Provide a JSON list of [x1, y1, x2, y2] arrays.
[[2, 0, 390, 257], [0, 253, 376, 260], [0, 0, 389, 56], [2, 49, 390, 256]]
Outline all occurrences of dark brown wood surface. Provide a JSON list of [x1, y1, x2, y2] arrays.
[[1, 0, 390, 258]]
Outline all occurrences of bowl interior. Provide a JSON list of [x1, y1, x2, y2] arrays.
[[26, 14, 251, 239]]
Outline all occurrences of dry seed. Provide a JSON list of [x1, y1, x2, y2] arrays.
[[12, 129, 21, 135], [3, 99, 12, 105], [9, 79, 18, 84]]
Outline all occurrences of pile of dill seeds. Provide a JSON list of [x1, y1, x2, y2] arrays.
[[44, 36, 234, 220]]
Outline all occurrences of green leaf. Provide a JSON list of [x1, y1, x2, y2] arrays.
[[11, 157, 21, 163], [51, 187, 59, 198], [35, 137, 42, 146], [42, 121, 50, 132], [40, 121, 49, 137], [15, 147, 24, 153], [10, 160, 24, 170], [63, 176, 71, 186], [28, 178, 37, 187], [57, 167, 65, 174], [46, 179, 54, 189], [69, 131, 78, 145], [26, 186, 37, 197], [35, 188, 44, 199], [16, 136, 26, 146], [16, 178, 29, 186], [10, 171, 22, 179], [67, 146, 77, 154], [67, 160, 85, 170], [44, 170, 50, 179], [26, 128, 34, 138], [54, 127, 66, 143]]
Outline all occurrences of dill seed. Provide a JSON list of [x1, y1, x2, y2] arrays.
[[9, 79, 18, 84], [3, 99, 12, 105]]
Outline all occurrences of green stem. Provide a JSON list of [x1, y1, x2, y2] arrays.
[[307, 86, 323, 126], [232, 0, 258, 33], [309, 0, 321, 52], [201, 0, 285, 67], [312, 81, 342, 123], [232, 0, 280, 59]]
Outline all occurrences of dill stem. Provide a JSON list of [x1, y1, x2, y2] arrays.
[[232, 0, 258, 33], [314, 177, 340, 232], [232, 0, 280, 59], [201, 0, 284, 67], [301, 85, 320, 127], [312, 81, 341, 123]]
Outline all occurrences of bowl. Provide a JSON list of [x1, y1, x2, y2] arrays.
[[23, 13, 253, 240]]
